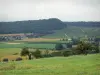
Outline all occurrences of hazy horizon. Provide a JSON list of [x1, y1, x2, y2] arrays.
[[0, 0, 100, 22]]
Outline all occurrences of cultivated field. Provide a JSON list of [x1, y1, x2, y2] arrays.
[[0, 38, 62, 60], [0, 37, 68, 50], [18, 38, 60, 42], [0, 54, 100, 75], [0, 42, 56, 49]]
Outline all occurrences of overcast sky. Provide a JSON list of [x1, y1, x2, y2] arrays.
[[0, 0, 100, 21]]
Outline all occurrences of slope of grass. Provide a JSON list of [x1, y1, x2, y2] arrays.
[[0, 54, 100, 75], [42, 26, 100, 38]]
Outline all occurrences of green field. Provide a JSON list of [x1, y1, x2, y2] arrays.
[[0, 54, 100, 75], [0, 42, 56, 49], [0, 26, 100, 75]]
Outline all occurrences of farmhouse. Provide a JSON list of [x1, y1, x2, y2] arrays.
[[0, 34, 26, 41]]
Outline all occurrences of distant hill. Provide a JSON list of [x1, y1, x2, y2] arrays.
[[0, 18, 66, 34], [0, 19, 100, 38]]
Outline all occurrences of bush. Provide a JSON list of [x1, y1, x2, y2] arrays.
[[75, 41, 91, 55], [67, 43, 72, 48], [42, 50, 52, 58], [16, 57, 22, 61], [2, 58, 8, 62], [62, 51, 72, 57], [51, 51, 62, 56], [32, 49, 42, 58], [20, 47, 29, 56], [42, 54, 53, 58], [55, 43, 64, 50]]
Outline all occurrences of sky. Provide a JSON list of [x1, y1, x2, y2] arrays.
[[0, 0, 100, 22]]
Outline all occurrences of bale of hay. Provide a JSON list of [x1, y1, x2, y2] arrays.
[[2, 58, 8, 62], [16, 57, 22, 61], [1, 55, 22, 61]]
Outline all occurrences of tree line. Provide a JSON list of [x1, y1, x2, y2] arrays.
[[0, 18, 66, 34]]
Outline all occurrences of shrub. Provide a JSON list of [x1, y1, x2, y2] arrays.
[[32, 49, 42, 58], [75, 41, 91, 55], [42, 54, 53, 58], [62, 51, 72, 57], [42, 50, 52, 58], [55, 43, 64, 50], [20, 47, 29, 56], [21, 47, 30, 60], [67, 43, 72, 48], [51, 51, 62, 56]]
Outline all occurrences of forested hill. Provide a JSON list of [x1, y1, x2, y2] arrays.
[[0, 18, 67, 34], [64, 22, 100, 27]]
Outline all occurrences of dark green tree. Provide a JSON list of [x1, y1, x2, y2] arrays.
[[94, 42, 99, 53], [75, 41, 91, 55], [67, 43, 72, 48], [62, 51, 72, 57], [20, 47, 31, 60], [32, 49, 42, 58], [55, 43, 64, 50]]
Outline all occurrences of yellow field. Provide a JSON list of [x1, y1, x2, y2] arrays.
[[0, 48, 56, 61], [0, 48, 21, 59], [16, 38, 60, 42]]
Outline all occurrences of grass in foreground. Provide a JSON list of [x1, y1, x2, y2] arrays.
[[0, 54, 100, 75]]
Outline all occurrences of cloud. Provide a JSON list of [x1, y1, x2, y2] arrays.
[[0, 0, 100, 21]]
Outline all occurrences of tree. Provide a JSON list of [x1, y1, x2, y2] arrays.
[[20, 47, 31, 60], [62, 51, 72, 57], [55, 43, 64, 50], [67, 43, 72, 48], [72, 38, 79, 45], [94, 42, 99, 53], [32, 49, 42, 58], [75, 41, 91, 55]]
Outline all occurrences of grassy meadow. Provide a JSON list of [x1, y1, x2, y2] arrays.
[[0, 38, 61, 61], [0, 26, 100, 75], [0, 54, 100, 75], [0, 38, 64, 49], [0, 42, 55, 49]]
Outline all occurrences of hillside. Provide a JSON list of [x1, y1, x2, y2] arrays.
[[0, 54, 100, 75], [64, 22, 100, 27], [0, 18, 66, 34], [42, 26, 100, 38], [0, 19, 100, 38]]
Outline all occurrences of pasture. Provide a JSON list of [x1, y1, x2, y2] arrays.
[[0, 38, 68, 50], [0, 42, 55, 49], [0, 54, 100, 75], [17, 38, 60, 42], [0, 38, 63, 60]]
